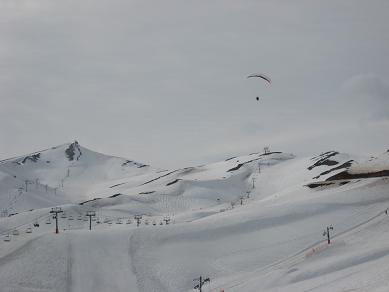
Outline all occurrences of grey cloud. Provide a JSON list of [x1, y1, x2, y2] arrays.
[[340, 74, 389, 99], [1, 0, 389, 168]]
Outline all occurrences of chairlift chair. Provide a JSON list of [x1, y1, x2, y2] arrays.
[[12, 229, 19, 236], [26, 227, 32, 233], [3, 234, 10, 242]]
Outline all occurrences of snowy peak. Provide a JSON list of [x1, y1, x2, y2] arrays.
[[3, 141, 149, 171], [0, 142, 153, 208], [2, 144, 388, 214], [65, 141, 82, 161]]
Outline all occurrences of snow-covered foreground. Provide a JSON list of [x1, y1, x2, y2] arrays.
[[0, 228, 139, 292], [133, 177, 389, 292], [0, 143, 388, 292]]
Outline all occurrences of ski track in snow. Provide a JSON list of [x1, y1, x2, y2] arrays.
[[68, 229, 139, 292], [0, 144, 388, 292]]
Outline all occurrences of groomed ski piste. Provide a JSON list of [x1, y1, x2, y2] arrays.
[[0, 142, 389, 292]]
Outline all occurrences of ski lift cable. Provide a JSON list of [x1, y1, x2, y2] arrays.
[[0, 212, 52, 236]]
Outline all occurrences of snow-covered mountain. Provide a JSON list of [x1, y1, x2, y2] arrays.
[[0, 141, 151, 213], [0, 143, 388, 292]]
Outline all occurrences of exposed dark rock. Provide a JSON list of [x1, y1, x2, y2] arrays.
[[227, 162, 246, 172], [308, 151, 339, 170], [227, 158, 258, 172], [141, 170, 180, 185], [109, 193, 123, 198], [166, 179, 181, 186], [306, 182, 335, 188], [313, 160, 354, 179], [339, 181, 350, 186], [121, 160, 133, 166], [65, 141, 82, 161], [122, 160, 148, 168], [310, 151, 334, 161], [109, 182, 126, 188], [326, 170, 389, 181], [261, 151, 282, 156], [79, 198, 101, 205], [225, 156, 237, 161], [139, 191, 155, 195], [248, 151, 282, 157], [227, 152, 284, 172], [20, 153, 41, 164]]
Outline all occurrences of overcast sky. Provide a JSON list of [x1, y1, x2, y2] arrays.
[[1, 0, 388, 168]]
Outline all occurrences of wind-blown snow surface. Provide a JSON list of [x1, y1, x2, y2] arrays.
[[0, 144, 388, 292]]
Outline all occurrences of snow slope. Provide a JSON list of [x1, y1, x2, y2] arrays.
[[0, 144, 388, 292], [0, 141, 152, 213]]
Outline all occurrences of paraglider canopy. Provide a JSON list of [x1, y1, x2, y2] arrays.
[[247, 74, 271, 84]]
